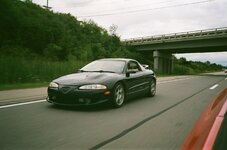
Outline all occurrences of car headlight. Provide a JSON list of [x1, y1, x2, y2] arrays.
[[49, 82, 59, 88], [79, 84, 107, 90]]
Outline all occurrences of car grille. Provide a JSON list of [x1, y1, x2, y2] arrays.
[[59, 85, 78, 94], [54, 95, 79, 104]]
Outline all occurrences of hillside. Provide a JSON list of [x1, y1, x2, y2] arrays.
[[0, 0, 143, 84], [0, 0, 140, 61], [0, 0, 224, 86]]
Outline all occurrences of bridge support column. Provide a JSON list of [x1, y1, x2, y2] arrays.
[[153, 50, 173, 74]]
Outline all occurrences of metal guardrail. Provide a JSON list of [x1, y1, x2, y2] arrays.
[[123, 27, 227, 45]]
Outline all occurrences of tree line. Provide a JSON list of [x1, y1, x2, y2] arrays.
[[0, 0, 141, 61]]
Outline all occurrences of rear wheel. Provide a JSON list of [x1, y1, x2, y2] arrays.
[[147, 79, 156, 97], [112, 83, 125, 108]]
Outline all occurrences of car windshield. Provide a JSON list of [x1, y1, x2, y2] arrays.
[[80, 60, 125, 73]]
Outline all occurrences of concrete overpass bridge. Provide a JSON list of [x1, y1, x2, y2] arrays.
[[123, 27, 227, 74]]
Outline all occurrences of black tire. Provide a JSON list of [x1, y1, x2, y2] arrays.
[[112, 83, 125, 108], [147, 79, 156, 97]]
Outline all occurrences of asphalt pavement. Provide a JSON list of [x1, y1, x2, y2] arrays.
[[0, 73, 226, 149], [0, 87, 47, 106]]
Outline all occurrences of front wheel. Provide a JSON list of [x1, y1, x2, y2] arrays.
[[112, 83, 125, 108], [147, 79, 156, 97]]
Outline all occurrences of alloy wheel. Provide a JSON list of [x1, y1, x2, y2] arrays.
[[113, 83, 125, 107]]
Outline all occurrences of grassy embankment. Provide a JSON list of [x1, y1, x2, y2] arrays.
[[0, 57, 87, 90]]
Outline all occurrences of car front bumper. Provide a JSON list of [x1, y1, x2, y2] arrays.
[[47, 87, 112, 106]]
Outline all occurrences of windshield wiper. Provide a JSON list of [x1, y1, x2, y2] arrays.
[[91, 70, 116, 73], [80, 70, 116, 73], [100, 70, 116, 73], [79, 70, 93, 72]]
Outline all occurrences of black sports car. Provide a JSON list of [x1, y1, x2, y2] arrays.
[[47, 58, 156, 108]]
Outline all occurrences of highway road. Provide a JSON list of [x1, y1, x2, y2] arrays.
[[0, 74, 226, 150]]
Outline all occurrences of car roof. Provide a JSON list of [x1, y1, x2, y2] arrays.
[[97, 58, 136, 62]]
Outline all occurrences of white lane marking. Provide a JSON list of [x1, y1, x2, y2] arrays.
[[209, 84, 219, 90], [157, 77, 199, 85], [225, 78, 227, 80], [0, 100, 46, 109]]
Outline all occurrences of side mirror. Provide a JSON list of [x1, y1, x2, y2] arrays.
[[142, 64, 149, 69], [126, 70, 136, 77]]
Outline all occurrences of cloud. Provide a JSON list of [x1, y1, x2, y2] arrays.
[[32, 0, 227, 65], [65, 0, 96, 8], [34, 0, 227, 38]]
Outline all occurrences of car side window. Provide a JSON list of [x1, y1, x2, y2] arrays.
[[127, 61, 141, 72]]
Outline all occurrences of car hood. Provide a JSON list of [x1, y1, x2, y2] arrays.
[[53, 72, 120, 85]]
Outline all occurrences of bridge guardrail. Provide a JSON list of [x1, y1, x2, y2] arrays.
[[123, 27, 227, 45]]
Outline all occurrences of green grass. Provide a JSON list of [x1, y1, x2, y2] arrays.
[[0, 56, 87, 84], [0, 56, 88, 90], [0, 82, 49, 91]]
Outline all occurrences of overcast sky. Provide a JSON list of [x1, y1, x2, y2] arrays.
[[33, 0, 227, 66]]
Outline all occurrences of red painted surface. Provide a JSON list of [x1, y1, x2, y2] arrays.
[[203, 100, 227, 150], [181, 88, 227, 150], [218, 98, 227, 117]]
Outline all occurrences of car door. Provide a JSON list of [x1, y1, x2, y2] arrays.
[[125, 61, 147, 96]]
